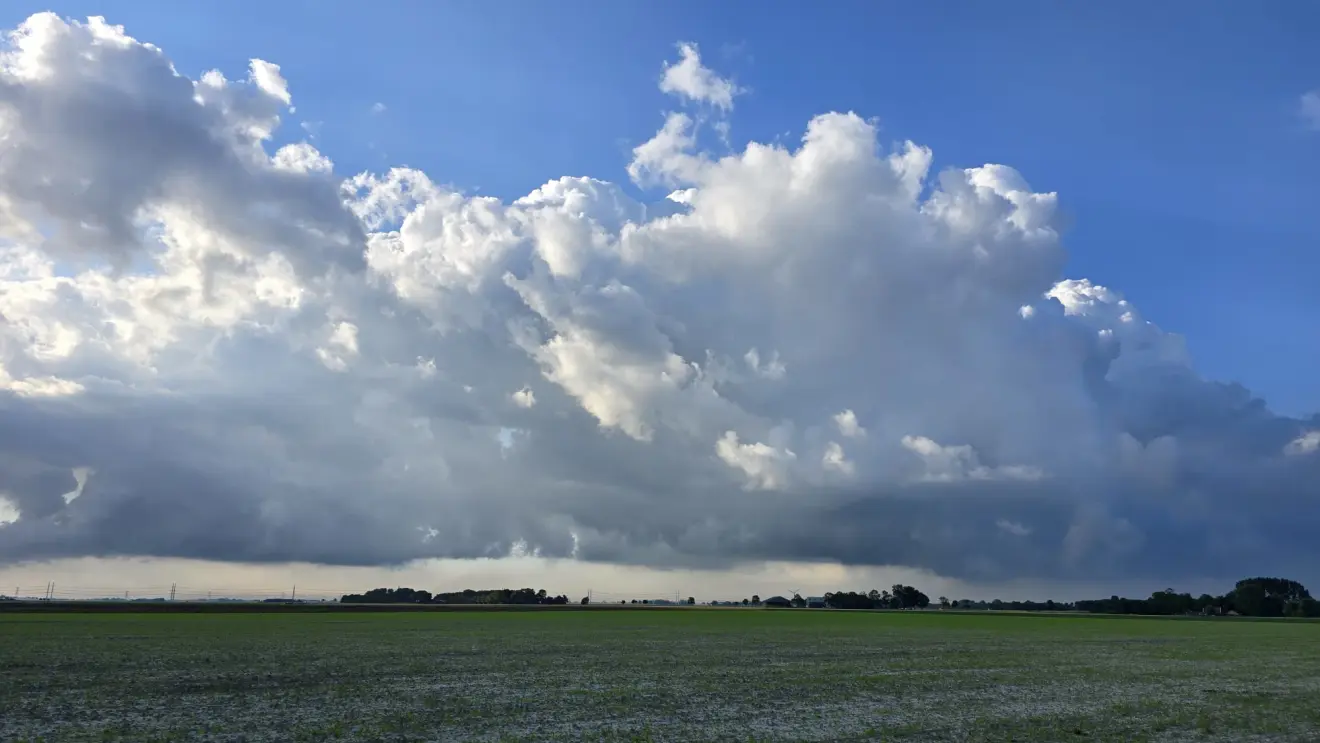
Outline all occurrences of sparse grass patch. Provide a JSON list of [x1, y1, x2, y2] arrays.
[[2, 610, 1317, 741]]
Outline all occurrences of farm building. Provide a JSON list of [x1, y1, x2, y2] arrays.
[[763, 596, 792, 608]]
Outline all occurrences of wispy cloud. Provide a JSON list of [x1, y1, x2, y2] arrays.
[[1300, 91, 1320, 130]]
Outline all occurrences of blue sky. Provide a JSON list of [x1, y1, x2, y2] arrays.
[[5, 1, 1317, 416]]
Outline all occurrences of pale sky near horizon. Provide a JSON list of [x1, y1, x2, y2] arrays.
[[0, 5, 1317, 602], [0, 557, 1232, 605]]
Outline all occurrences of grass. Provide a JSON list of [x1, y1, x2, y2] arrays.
[[2, 608, 1317, 741]]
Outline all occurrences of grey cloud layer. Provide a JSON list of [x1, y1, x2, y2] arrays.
[[0, 18, 1316, 583]]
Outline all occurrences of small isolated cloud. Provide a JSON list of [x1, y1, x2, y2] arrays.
[[511, 386, 537, 408], [744, 348, 785, 380], [716, 431, 795, 490], [834, 410, 865, 438], [61, 467, 92, 505], [626, 111, 702, 186], [371, 102, 386, 114], [902, 436, 1045, 483], [0, 496, 19, 527], [822, 442, 854, 476], [249, 59, 291, 105], [997, 519, 1032, 537], [1284, 431, 1320, 456], [1301, 91, 1320, 130], [660, 42, 743, 111], [315, 322, 360, 372]]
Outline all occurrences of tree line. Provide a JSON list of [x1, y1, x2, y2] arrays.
[[945, 577, 1318, 618], [338, 577, 1318, 618]]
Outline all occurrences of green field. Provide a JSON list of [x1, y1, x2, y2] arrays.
[[3, 609, 1318, 742]]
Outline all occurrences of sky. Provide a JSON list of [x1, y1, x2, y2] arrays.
[[0, 4, 1317, 602]]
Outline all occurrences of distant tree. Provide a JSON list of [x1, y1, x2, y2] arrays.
[[889, 584, 929, 609], [751, 595, 761, 605], [621, 600, 627, 604], [339, 587, 432, 604], [1230, 578, 1310, 617], [1297, 599, 1320, 618], [938, 596, 949, 609], [742, 598, 750, 606], [823, 591, 873, 610], [1145, 588, 1195, 616], [892, 584, 908, 608], [1231, 582, 1270, 617], [642, 599, 649, 605], [687, 596, 696, 605], [580, 597, 590, 605], [791, 593, 806, 608], [1239, 577, 1310, 602], [630, 599, 637, 604]]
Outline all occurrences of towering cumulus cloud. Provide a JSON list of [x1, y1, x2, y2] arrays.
[[0, 15, 1315, 583]]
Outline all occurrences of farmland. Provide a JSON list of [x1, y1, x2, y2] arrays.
[[2, 608, 1318, 742]]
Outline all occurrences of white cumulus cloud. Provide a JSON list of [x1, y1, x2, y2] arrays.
[[901, 436, 1045, 483], [0, 496, 18, 527], [834, 410, 865, 438], [1285, 431, 1319, 456], [249, 59, 291, 105], [660, 42, 743, 111], [716, 431, 796, 491], [511, 387, 537, 408], [822, 442, 854, 477], [0, 14, 1315, 585]]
